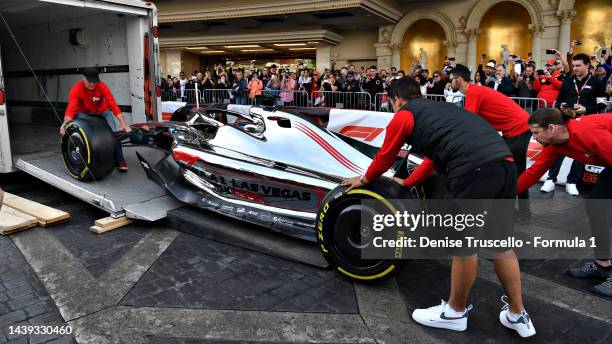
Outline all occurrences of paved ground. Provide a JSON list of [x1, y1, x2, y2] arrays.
[[0, 172, 611, 344]]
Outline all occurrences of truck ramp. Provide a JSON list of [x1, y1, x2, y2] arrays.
[[14, 147, 182, 221]]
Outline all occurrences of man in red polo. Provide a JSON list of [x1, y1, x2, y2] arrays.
[[450, 64, 532, 220], [60, 68, 132, 171]]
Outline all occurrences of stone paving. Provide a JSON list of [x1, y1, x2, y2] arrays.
[[0, 173, 611, 344]]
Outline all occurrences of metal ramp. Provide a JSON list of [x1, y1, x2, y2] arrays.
[[14, 147, 182, 221]]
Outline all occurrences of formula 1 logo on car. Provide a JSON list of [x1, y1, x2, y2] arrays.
[[339, 126, 384, 142]]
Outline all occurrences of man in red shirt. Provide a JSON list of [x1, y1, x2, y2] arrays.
[[60, 68, 132, 171], [518, 108, 612, 296], [450, 65, 532, 220], [343, 78, 536, 338], [533, 59, 563, 107]]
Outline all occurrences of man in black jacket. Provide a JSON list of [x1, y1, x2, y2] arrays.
[[486, 64, 514, 96], [342, 78, 536, 338], [362, 65, 384, 108], [546, 53, 607, 196]]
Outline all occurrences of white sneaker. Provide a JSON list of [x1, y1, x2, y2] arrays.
[[565, 183, 579, 196], [411, 300, 473, 331], [540, 180, 555, 193], [499, 296, 536, 338]]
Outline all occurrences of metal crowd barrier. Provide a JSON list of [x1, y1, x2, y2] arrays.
[[510, 97, 548, 113], [374, 92, 392, 112], [423, 94, 447, 102], [312, 91, 372, 110], [161, 89, 201, 103]]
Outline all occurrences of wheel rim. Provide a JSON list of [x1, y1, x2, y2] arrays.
[[331, 199, 388, 271], [62, 128, 88, 177]]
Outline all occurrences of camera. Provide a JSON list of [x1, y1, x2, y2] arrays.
[[546, 49, 556, 55], [573, 40, 583, 45]]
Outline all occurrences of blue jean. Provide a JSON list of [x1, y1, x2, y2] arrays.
[[235, 96, 246, 105], [75, 112, 125, 163]]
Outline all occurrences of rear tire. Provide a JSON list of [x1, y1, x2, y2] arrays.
[[61, 116, 117, 181], [317, 178, 420, 281]]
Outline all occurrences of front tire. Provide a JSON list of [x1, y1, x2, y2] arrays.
[[61, 116, 117, 181], [317, 178, 419, 281]]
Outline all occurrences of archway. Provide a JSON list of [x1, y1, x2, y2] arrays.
[[476, 1, 533, 64], [570, 0, 612, 57], [400, 19, 447, 73], [389, 9, 457, 70]]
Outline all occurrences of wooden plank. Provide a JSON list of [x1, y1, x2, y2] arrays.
[[90, 216, 135, 234], [0, 206, 38, 235], [94, 216, 133, 229], [3, 193, 70, 227]]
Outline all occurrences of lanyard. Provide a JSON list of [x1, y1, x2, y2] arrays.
[[573, 74, 591, 105]]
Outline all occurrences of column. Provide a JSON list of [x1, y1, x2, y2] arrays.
[[557, 9, 575, 54], [443, 40, 458, 58], [529, 24, 544, 67], [465, 28, 480, 73], [316, 45, 332, 73], [374, 43, 392, 71], [164, 49, 182, 78], [390, 43, 401, 69]]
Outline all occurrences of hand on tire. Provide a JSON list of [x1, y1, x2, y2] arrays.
[[59, 125, 66, 137], [341, 176, 364, 192], [121, 124, 132, 133], [391, 177, 406, 187]]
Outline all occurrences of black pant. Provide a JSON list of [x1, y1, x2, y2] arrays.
[[585, 168, 612, 260], [504, 130, 531, 203], [547, 157, 583, 184], [446, 160, 518, 255]]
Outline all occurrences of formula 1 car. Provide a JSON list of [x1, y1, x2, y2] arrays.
[[60, 104, 441, 281]]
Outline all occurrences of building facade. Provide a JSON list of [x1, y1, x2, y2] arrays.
[[156, 0, 611, 76]]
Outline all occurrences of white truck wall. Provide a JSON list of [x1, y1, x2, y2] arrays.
[[1, 12, 133, 123], [126, 16, 147, 124]]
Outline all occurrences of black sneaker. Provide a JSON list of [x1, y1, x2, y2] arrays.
[[566, 261, 612, 279], [592, 278, 612, 297]]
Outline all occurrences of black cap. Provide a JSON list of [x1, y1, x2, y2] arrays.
[[270, 64, 277, 68], [82, 68, 100, 83]]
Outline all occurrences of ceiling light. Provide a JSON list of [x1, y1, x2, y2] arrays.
[[186, 47, 208, 50], [241, 49, 274, 52], [223, 44, 261, 49], [289, 48, 317, 51], [201, 50, 225, 54], [274, 43, 306, 47], [307, 41, 319, 44]]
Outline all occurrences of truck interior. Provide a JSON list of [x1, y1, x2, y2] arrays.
[[0, 0, 179, 221]]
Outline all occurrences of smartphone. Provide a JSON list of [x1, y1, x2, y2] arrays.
[[536, 70, 545, 76], [602, 49, 608, 56], [546, 49, 556, 55], [514, 63, 522, 75]]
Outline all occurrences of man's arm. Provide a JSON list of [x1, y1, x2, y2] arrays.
[[364, 109, 415, 182], [517, 146, 560, 193], [403, 156, 435, 187], [102, 84, 131, 132]]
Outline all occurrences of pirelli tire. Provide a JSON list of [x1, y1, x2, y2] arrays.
[[317, 178, 417, 281], [61, 116, 117, 182]]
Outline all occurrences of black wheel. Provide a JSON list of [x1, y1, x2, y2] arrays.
[[317, 178, 420, 281], [61, 116, 117, 181]]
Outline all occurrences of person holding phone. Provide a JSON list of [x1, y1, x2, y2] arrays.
[[533, 58, 564, 107], [541, 53, 607, 195], [486, 64, 513, 96]]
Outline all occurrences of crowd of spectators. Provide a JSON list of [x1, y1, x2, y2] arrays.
[[160, 41, 612, 112]]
